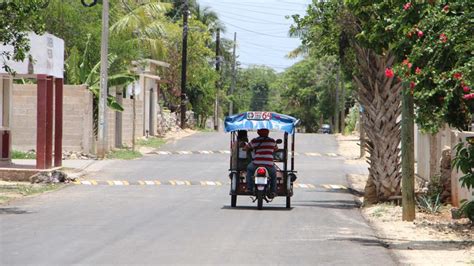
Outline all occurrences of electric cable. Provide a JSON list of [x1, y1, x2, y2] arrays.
[[219, 11, 293, 26], [224, 21, 294, 39], [199, 1, 306, 12]]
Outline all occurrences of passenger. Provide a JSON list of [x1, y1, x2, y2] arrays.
[[242, 128, 278, 197]]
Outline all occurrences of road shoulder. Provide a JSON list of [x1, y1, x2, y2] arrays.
[[336, 134, 473, 265]]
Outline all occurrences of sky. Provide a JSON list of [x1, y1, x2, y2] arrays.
[[197, 0, 312, 72]]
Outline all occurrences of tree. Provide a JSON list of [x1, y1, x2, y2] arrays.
[[292, 0, 403, 203], [347, 0, 473, 133], [0, 0, 48, 72], [274, 56, 338, 133]]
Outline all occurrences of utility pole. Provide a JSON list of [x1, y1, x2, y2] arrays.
[[229, 32, 237, 116], [97, 0, 109, 158], [334, 64, 340, 133], [402, 84, 416, 221], [132, 85, 136, 151], [340, 74, 345, 133], [180, 0, 188, 129], [214, 29, 221, 131]]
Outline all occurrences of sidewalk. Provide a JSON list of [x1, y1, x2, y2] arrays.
[[11, 159, 111, 180], [336, 134, 473, 265]]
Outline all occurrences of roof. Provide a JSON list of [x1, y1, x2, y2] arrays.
[[224, 111, 299, 134]]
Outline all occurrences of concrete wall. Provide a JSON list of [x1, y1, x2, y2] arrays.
[[12, 84, 93, 153], [417, 126, 453, 180], [416, 126, 474, 206], [12, 80, 161, 153]]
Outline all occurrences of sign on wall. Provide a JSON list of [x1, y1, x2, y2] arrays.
[[0, 32, 65, 78]]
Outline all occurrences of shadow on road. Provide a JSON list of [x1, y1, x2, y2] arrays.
[[221, 206, 293, 211], [0, 207, 32, 215], [332, 236, 474, 251], [330, 237, 389, 248], [292, 199, 360, 209]]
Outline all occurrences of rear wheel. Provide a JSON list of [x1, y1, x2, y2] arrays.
[[231, 195, 237, 207], [257, 197, 263, 210], [286, 196, 291, 209]]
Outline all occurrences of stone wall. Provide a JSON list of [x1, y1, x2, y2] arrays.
[[12, 84, 93, 152]]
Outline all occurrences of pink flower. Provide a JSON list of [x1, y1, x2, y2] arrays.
[[453, 73, 462, 80], [385, 68, 394, 78], [439, 33, 447, 43], [463, 86, 470, 93], [415, 67, 422, 75], [443, 5, 449, 13], [402, 59, 413, 68], [417, 30, 424, 38], [463, 93, 474, 100], [403, 2, 412, 10], [410, 82, 416, 89]]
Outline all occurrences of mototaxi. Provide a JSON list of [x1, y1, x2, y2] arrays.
[[224, 111, 299, 210]]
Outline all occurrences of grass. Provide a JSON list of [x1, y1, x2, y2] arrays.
[[370, 203, 393, 218], [107, 149, 142, 160], [136, 137, 166, 149], [0, 183, 63, 204], [11, 150, 36, 159]]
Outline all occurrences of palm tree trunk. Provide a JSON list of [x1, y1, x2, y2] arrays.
[[353, 46, 403, 204]]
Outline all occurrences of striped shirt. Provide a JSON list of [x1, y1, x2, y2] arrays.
[[249, 137, 277, 166]]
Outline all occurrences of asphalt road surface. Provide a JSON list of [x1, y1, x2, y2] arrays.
[[0, 132, 396, 265]]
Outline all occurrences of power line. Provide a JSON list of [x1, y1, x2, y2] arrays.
[[219, 12, 293, 26], [199, 1, 306, 12], [224, 21, 294, 39], [239, 42, 292, 53], [199, 2, 288, 17], [202, 0, 309, 8], [239, 38, 298, 50]]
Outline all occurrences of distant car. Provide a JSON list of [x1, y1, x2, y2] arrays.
[[319, 124, 332, 134]]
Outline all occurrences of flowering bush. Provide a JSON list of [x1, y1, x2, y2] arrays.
[[392, 1, 473, 132], [349, 0, 473, 133]]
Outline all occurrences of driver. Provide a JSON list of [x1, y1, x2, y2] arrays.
[[242, 128, 278, 197]]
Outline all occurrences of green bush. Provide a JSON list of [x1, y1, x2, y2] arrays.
[[136, 137, 166, 149], [452, 140, 474, 222], [344, 105, 359, 135], [12, 150, 36, 159], [416, 193, 442, 214], [107, 149, 142, 160]]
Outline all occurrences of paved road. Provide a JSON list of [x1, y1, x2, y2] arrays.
[[0, 132, 396, 265]]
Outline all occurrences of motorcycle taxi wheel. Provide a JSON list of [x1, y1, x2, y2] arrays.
[[231, 195, 237, 207]]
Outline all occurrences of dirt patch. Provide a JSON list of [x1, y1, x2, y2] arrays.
[[337, 134, 474, 265], [163, 128, 197, 142]]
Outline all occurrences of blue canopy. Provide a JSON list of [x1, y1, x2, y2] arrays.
[[224, 111, 299, 134]]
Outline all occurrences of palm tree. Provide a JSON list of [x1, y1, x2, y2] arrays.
[[192, 4, 225, 35], [353, 46, 403, 204], [110, 0, 172, 59]]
